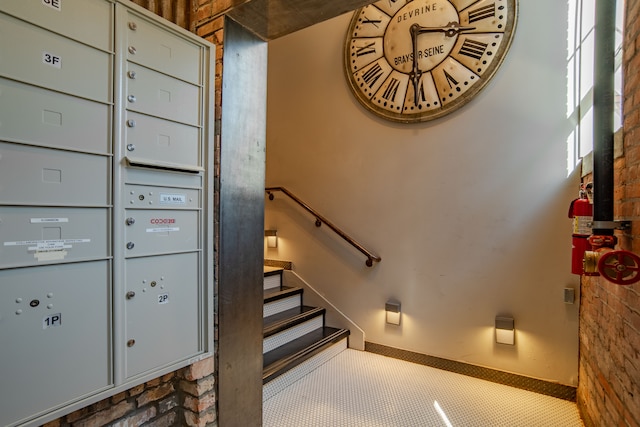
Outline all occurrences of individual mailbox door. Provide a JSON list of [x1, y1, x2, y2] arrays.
[[0, 261, 111, 427], [123, 9, 201, 84], [124, 184, 200, 210], [0, 78, 111, 154], [0, 207, 109, 269], [124, 112, 201, 170], [123, 209, 199, 257], [0, 13, 112, 103], [0, 142, 110, 206], [125, 63, 199, 126], [124, 252, 200, 378], [0, 0, 113, 52]]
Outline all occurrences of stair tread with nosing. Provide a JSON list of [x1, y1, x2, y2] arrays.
[[264, 306, 325, 338], [263, 327, 350, 384], [264, 285, 302, 303], [264, 267, 283, 277]]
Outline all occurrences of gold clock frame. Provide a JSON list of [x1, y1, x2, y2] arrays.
[[344, 0, 518, 123]]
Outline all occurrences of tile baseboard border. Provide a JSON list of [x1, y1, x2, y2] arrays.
[[365, 342, 577, 402]]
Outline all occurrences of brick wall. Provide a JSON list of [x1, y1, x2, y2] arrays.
[[577, 0, 640, 425]]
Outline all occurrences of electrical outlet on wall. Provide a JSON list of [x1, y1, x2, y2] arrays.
[[564, 287, 575, 304]]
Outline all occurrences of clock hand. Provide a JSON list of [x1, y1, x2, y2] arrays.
[[412, 21, 476, 38], [408, 21, 476, 105], [409, 24, 422, 106]]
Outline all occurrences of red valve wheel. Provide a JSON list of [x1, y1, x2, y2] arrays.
[[597, 250, 640, 286]]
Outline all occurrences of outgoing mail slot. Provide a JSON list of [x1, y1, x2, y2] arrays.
[[124, 184, 200, 209], [124, 112, 200, 169], [123, 9, 201, 85], [0, 261, 111, 427], [124, 252, 200, 378], [0, 142, 110, 206], [0, 13, 112, 103], [0, 0, 113, 51], [124, 209, 199, 256], [125, 64, 199, 126], [0, 78, 111, 154], [0, 207, 109, 269]]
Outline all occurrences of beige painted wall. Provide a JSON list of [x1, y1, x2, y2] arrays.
[[265, 0, 581, 385]]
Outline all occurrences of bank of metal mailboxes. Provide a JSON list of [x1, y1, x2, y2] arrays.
[[0, 1, 214, 426]]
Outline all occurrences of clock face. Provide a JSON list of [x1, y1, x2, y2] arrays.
[[345, 0, 517, 123]]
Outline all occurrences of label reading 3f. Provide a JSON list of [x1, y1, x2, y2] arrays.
[[43, 51, 62, 68]]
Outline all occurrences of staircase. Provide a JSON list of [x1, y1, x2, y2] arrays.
[[263, 267, 350, 399]]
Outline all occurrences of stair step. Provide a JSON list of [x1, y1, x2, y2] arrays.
[[263, 338, 348, 401], [264, 306, 325, 338], [263, 313, 324, 354], [263, 327, 350, 384], [263, 286, 302, 318], [263, 267, 283, 291]]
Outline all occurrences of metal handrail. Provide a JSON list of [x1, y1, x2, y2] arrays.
[[265, 187, 381, 267]]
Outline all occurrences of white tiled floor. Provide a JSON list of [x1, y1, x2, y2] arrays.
[[263, 349, 584, 427]]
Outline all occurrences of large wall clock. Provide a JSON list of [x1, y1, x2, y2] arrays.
[[344, 0, 517, 123]]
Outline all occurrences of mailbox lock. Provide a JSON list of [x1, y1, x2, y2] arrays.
[[127, 339, 136, 347], [126, 291, 136, 300], [126, 119, 136, 128], [126, 217, 136, 226], [128, 22, 138, 31], [138, 195, 145, 201], [150, 281, 157, 287], [30, 299, 40, 308], [127, 143, 136, 152], [126, 242, 135, 250], [128, 46, 137, 55], [127, 95, 137, 103], [128, 70, 137, 79]]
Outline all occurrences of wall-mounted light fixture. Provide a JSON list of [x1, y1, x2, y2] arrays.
[[495, 316, 515, 345], [265, 230, 278, 248], [385, 300, 401, 325]]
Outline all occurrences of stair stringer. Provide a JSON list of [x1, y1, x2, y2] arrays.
[[282, 270, 365, 351]]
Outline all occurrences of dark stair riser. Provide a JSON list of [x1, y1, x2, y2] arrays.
[[263, 327, 350, 384], [264, 285, 302, 304], [264, 306, 326, 338]]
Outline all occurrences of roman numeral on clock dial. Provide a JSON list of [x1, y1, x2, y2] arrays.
[[349, 38, 385, 72], [403, 72, 441, 113], [458, 0, 508, 33], [432, 57, 479, 105], [352, 7, 391, 37], [373, 0, 407, 18], [450, 34, 505, 75], [372, 72, 410, 113], [354, 59, 393, 99]]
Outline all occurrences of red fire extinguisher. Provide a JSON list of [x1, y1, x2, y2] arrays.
[[568, 186, 593, 275]]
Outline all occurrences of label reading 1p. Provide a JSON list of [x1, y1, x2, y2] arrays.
[[43, 313, 62, 329], [42, 0, 62, 11], [160, 193, 187, 205], [158, 293, 169, 304]]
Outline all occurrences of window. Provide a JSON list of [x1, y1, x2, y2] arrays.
[[566, 0, 623, 175]]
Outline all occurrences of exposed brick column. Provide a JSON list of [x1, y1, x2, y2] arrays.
[[43, 373, 181, 426], [577, 1, 640, 426]]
